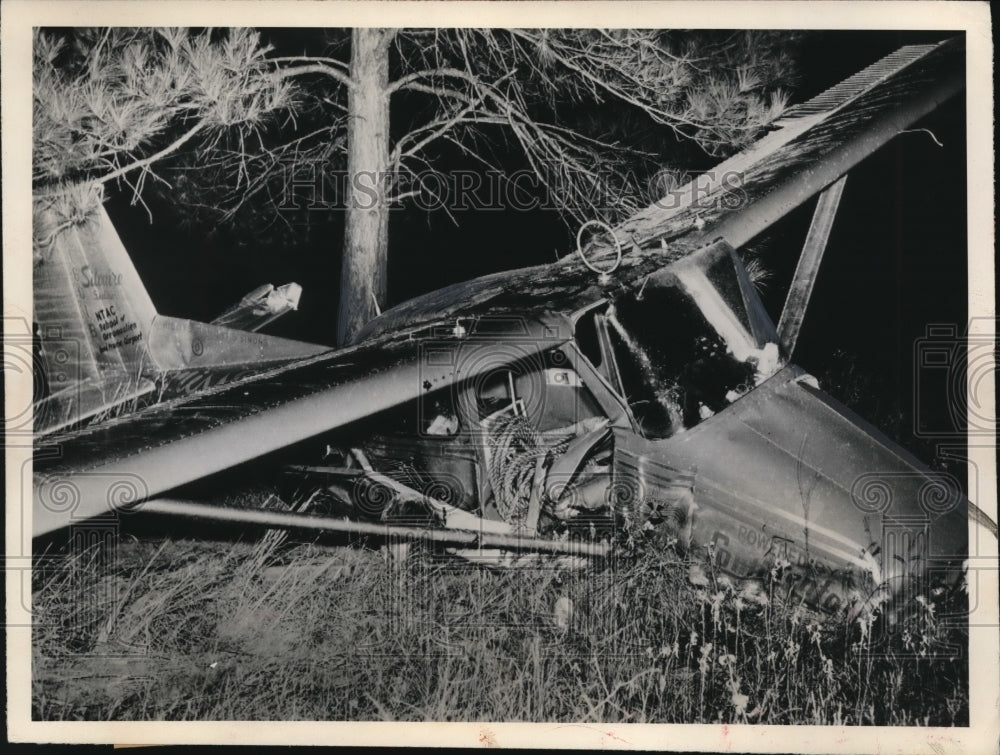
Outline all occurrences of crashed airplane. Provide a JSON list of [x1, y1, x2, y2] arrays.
[[30, 37, 978, 618]]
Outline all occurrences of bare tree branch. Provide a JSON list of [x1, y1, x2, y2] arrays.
[[95, 120, 206, 187], [275, 63, 354, 90]]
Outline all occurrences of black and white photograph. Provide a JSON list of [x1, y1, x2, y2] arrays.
[[4, 1, 996, 750]]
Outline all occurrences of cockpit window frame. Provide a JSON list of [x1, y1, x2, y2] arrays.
[[568, 241, 785, 441]]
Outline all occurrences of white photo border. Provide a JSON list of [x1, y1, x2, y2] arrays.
[[4, 1, 996, 750]]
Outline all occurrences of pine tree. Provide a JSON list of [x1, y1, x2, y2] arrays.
[[34, 27, 800, 344]]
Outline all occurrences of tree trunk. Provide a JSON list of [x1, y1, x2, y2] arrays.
[[337, 28, 393, 346]]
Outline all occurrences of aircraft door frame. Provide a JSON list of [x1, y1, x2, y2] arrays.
[[555, 341, 635, 434]]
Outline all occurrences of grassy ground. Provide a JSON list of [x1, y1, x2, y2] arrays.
[[33, 514, 968, 724]]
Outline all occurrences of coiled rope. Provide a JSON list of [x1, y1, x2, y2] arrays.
[[486, 413, 568, 525]]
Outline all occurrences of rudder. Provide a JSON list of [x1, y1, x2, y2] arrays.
[[33, 186, 158, 435]]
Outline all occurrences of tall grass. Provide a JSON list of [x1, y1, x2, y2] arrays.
[[33, 525, 967, 724]]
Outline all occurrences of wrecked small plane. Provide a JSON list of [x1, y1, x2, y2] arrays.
[[28, 37, 980, 618]]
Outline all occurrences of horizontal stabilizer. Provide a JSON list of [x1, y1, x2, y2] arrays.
[[212, 282, 304, 332], [147, 315, 327, 374]]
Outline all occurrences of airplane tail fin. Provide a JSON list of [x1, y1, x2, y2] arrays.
[[33, 186, 159, 434], [33, 185, 327, 436]]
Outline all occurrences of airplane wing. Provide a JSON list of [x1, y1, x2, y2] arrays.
[[618, 37, 964, 249], [34, 37, 965, 537], [33, 317, 568, 536], [357, 36, 964, 341]]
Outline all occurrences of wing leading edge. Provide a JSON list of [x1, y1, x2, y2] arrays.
[[358, 37, 965, 341], [33, 316, 571, 536]]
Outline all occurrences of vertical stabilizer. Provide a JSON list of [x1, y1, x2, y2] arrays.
[[33, 187, 158, 434]]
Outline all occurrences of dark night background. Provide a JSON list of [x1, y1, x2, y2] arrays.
[[103, 29, 968, 473]]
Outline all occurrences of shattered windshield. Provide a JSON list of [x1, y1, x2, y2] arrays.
[[599, 243, 782, 438]]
